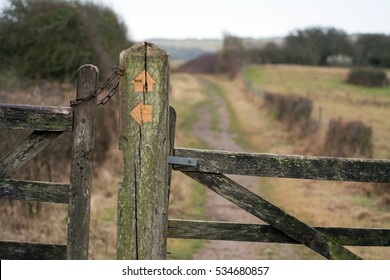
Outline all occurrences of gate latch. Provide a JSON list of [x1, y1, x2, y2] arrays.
[[168, 156, 197, 167]]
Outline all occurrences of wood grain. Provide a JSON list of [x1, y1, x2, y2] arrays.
[[0, 179, 69, 203], [118, 42, 170, 260], [67, 64, 98, 260], [168, 219, 390, 247], [174, 148, 390, 183], [0, 241, 66, 260], [0, 104, 73, 131]]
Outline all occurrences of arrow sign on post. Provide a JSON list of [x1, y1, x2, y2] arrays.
[[130, 102, 153, 125], [131, 69, 156, 93], [118, 42, 170, 260], [130, 69, 156, 125]]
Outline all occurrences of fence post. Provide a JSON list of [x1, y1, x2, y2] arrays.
[[118, 42, 170, 259], [67, 64, 98, 259]]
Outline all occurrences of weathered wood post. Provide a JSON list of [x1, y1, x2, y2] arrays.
[[67, 64, 98, 259], [118, 42, 170, 259]]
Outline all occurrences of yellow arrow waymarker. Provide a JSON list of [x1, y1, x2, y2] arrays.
[[130, 102, 153, 125], [131, 70, 156, 93]]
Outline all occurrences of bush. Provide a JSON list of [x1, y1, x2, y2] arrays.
[[0, 0, 131, 81], [324, 118, 373, 158], [0, 0, 127, 166], [263, 92, 318, 136], [346, 67, 389, 87]]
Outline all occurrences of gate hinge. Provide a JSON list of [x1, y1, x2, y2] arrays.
[[168, 156, 197, 167]]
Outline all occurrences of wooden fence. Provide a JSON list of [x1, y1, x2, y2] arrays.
[[117, 42, 390, 260], [1, 43, 390, 260], [0, 64, 98, 259], [169, 148, 390, 260]]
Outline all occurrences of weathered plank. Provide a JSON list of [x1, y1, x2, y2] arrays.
[[0, 179, 69, 203], [168, 219, 390, 247], [0, 103, 73, 131], [0, 131, 62, 178], [118, 42, 170, 260], [184, 172, 362, 260], [168, 106, 177, 201], [0, 241, 66, 260], [175, 148, 390, 183], [67, 64, 98, 260]]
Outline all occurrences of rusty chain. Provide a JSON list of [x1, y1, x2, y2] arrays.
[[70, 66, 123, 107]]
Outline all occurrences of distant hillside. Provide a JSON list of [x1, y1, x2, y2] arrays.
[[174, 53, 218, 74], [150, 39, 221, 60], [242, 37, 284, 48], [150, 37, 284, 61], [150, 38, 222, 52]]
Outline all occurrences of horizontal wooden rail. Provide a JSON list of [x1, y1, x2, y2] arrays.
[[0, 104, 73, 131], [0, 241, 66, 260], [0, 179, 69, 203], [168, 219, 390, 247], [174, 148, 390, 183]]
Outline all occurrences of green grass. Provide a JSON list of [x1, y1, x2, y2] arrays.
[[207, 88, 224, 132], [167, 180, 206, 260], [203, 78, 255, 150], [170, 180, 207, 221], [167, 238, 204, 260], [168, 78, 210, 259], [245, 65, 390, 98], [174, 99, 203, 132], [99, 207, 116, 224]]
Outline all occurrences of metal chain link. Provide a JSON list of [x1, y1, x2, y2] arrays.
[[70, 66, 123, 107], [97, 80, 120, 106]]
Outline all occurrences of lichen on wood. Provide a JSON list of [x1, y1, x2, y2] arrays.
[[118, 42, 170, 260]]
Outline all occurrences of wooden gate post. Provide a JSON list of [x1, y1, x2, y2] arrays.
[[67, 64, 98, 259], [118, 42, 170, 259]]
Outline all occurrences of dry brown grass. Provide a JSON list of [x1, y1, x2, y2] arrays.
[[241, 65, 390, 259]]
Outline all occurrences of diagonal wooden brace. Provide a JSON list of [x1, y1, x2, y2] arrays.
[[184, 171, 362, 260], [0, 131, 62, 178]]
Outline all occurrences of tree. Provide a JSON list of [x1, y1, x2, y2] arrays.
[[354, 34, 390, 68], [0, 0, 131, 80], [247, 42, 284, 64], [217, 34, 244, 78], [283, 27, 353, 65]]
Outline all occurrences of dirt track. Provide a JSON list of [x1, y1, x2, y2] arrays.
[[190, 76, 298, 260]]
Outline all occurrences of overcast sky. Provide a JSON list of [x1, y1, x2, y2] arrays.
[[1, 0, 390, 41], [91, 0, 390, 41]]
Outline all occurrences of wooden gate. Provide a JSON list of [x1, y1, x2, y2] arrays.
[[0, 65, 98, 259], [168, 148, 390, 260], [4, 44, 387, 260], [117, 43, 390, 260]]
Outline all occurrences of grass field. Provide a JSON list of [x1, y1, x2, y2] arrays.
[[168, 68, 390, 259], [241, 65, 390, 259], [245, 64, 390, 159]]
